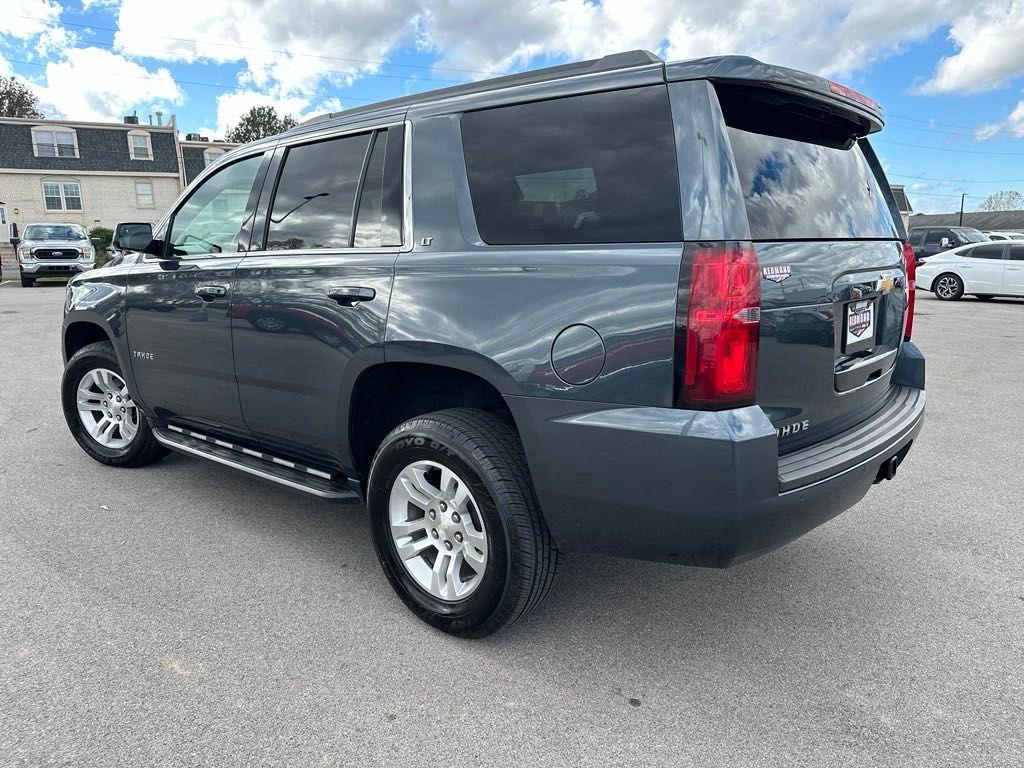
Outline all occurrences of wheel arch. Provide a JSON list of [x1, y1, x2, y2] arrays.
[[63, 319, 115, 363], [347, 359, 518, 483]]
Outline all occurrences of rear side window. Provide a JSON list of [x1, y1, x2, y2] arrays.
[[267, 133, 370, 250], [726, 128, 898, 241], [1010, 245, 1024, 260], [968, 244, 1005, 259], [461, 86, 681, 245]]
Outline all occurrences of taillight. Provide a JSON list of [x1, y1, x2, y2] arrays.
[[902, 241, 916, 341], [677, 241, 761, 410], [828, 80, 880, 112]]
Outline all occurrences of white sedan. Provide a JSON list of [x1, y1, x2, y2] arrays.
[[917, 241, 1024, 301]]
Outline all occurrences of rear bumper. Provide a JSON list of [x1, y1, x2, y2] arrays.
[[508, 342, 926, 568]]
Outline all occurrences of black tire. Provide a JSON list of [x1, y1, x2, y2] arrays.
[[20, 273, 34, 288], [934, 273, 964, 301], [368, 408, 558, 638], [61, 341, 168, 468]]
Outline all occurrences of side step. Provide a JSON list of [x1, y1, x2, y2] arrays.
[[152, 425, 362, 502]]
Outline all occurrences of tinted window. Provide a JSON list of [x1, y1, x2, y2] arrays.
[[968, 244, 1005, 259], [267, 133, 371, 250], [170, 155, 262, 257], [925, 229, 949, 245], [953, 228, 987, 243], [909, 229, 926, 246], [461, 86, 681, 245], [353, 132, 386, 248], [728, 128, 898, 240], [1010, 245, 1024, 260]]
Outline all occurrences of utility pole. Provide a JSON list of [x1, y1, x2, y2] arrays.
[[959, 193, 966, 226]]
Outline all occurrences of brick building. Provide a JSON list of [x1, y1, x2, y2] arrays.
[[0, 115, 235, 267]]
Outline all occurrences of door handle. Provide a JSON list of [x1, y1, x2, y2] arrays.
[[326, 286, 376, 306], [194, 284, 228, 301]]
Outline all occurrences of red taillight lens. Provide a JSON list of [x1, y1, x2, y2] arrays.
[[679, 242, 760, 409], [902, 241, 916, 341], [828, 80, 880, 111]]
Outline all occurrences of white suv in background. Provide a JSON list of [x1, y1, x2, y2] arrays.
[[16, 223, 97, 287], [917, 241, 1024, 300]]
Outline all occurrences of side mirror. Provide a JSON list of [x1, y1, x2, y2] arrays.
[[90, 237, 103, 248], [939, 237, 951, 248], [120, 231, 151, 252]]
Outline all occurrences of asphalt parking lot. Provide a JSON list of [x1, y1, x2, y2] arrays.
[[0, 282, 1021, 767]]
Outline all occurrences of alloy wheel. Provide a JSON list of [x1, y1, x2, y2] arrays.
[[76, 368, 139, 450], [388, 460, 489, 602], [936, 276, 960, 299]]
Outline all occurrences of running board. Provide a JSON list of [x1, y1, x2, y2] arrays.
[[152, 425, 361, 502]]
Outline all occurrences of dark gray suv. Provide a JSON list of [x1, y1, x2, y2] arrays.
[[61, 51, 926, 636]]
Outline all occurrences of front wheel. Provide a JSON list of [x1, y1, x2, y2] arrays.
[[20, 272, 34, 288], [368, 408, 558, 637], [934, 273, 964, 301], [61, 341, 168, 467]]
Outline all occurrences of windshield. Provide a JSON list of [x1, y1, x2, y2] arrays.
[[24, 224, 87, 241], [953, 228, 988, 243]]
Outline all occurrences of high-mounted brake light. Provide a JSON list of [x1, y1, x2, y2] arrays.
[[678, 242, 761, 410], [828, 80, 880, 112], [902, 241, 916, 341]]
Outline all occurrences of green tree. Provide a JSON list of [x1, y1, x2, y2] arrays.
[[0, 75, 44, 119], [979, 190, 1024, 212], [223, 105, 297, 143]]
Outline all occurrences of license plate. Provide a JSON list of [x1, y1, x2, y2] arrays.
[[845, 300, 875, 348]]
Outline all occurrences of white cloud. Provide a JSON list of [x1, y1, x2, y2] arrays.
[[206, 91, 344, 138], [32, 47, 184, 122], [105, 0, 1001, 108], [113, 0, 421, 97], [919, 3, 1024, 94], [0, 0, 62, 40], [975, 100, 1024, 141]]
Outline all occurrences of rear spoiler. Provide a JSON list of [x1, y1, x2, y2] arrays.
[[665, 56, 884, 137]]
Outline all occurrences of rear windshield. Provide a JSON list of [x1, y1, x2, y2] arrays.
[[727, 127, 898, 241]]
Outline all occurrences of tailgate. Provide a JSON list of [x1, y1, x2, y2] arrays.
[[716, 83, 907, 453]]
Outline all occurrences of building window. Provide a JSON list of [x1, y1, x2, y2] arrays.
[[203, 148, 225, 167], [135, 179, 155, 208], [32, 126, 79, 158], [42, 180, 83, 211], [128, 130, 153, 160]]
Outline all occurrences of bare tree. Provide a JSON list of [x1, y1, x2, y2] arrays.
[[0, 75, 44, 119], [224, 106, 298, 143], [978, 190, 1024, 212]]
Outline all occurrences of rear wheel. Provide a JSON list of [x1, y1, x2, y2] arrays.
[[367, 408, 558, 637], [61, 341, 167, 467], [934, 273, 964, 301]]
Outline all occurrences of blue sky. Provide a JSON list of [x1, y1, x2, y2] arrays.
[[3, 0, 1024, 214]]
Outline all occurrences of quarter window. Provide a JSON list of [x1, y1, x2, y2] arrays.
[[169, 155, 262, 257], [135, 179, 155, 208], [32, 127, 78, 158], [128, 131, 153, 160], [460, 86, 682, 245], [42, 180, 82, 210], [267, 132, 371, 250], [968, 244, 1005, 259]]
